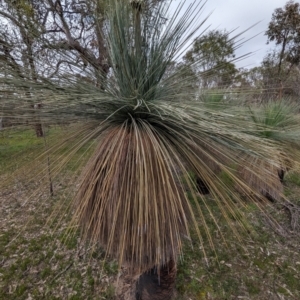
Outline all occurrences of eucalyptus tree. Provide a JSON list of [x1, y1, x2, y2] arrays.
[[0, 0, 110, 85], [0, 0, 108, 134], [265, 0, 300, 98], [251, 49, 300, 99], [266, 0, 300, 76], [0, 0, 166, 80], [183, 29, 238, 89], [2, 1, 300, 300]]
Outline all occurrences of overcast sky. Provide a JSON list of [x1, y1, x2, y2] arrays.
[[169, 0, 287, 69]]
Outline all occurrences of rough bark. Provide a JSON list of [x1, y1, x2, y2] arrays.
[[115, 260, 177, 299], [135, 260, 177, 300]]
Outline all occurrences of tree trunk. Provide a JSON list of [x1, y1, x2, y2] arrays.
[[135, 259, 177, 300], [34, 123, 44, 137], [33, 103, 44, 138]]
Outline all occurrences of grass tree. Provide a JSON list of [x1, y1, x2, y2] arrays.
[[1, 1, 300, 299], [249, 100, 300, 183]]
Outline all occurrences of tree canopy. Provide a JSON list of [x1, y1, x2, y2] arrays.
[[266, 0, 300, 74], [183, 29, 238, 88]]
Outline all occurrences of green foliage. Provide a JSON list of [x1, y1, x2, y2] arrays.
[[285, 171, 300, 186], [184, 29, 238, 88], [266, 0, 300, 66], [249, 100, 299, 140], [201, 91, 225, 109]]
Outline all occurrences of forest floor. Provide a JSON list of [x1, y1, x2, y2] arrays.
[[0, 128, 300, 300]]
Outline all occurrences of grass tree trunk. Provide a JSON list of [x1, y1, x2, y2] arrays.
[[131, 3, 176, 298], [135, 260, 177, 300]]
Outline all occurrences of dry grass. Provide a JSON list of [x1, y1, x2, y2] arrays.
[[73, 124, 190, 274]]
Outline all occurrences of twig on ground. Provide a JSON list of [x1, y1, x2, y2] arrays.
[[50, 262, 73, 283]]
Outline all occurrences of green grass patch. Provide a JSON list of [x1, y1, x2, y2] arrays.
[[285, 171, 300, 186]]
